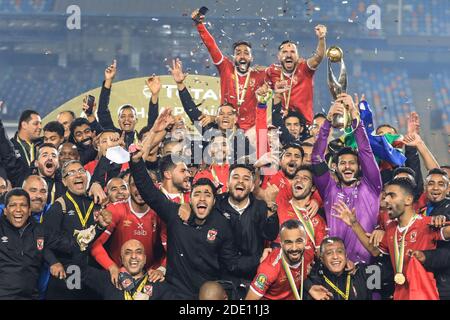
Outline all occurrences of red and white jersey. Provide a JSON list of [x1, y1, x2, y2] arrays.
[[379, 215, 445, 276], [196, 23, 266, 131], [91, 200, 164, 270], [250, 247, 313, 300], [277, 199, 327, 250], [265, 60, 315, 124]]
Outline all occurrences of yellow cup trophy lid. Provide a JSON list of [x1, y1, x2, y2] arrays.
[[326, 46, 344, 63]]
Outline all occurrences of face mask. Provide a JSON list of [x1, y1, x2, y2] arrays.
[[106, 146, 130, 164]]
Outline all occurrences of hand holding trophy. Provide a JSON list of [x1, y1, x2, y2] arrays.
[[326, 46, 353, 129]]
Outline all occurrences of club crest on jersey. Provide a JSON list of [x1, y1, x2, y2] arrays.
[[410, 231, 417, 243], [36, 238, 44, 251], [144, 285, 153, 297], [207, 229, 218, 242], [255, 274, 267, 290]]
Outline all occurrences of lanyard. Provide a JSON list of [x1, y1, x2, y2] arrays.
[[290, 201, 316, 247], [281, 254, 304, 300], [16, 138, 34, 166], [234, 69, 251, 107], [323, 273, 351, 300], [65, 192, 94, 228], [50, 182, 56, 205], [280, 66, 297, 111], [394, 215, 418, 275], [124, 275, 149, 300]]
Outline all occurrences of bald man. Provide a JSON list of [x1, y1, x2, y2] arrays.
[[82, 239, 164, 300], [22, 175, 52, 299], [199, 281, 228, 300]]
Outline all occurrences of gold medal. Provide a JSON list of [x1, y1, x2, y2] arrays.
[[394, 273, 406, 285]]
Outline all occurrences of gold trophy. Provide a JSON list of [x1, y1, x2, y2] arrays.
[[326, 46, 350, 129]]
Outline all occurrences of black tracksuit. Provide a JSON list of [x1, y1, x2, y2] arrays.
[[42, 191, 103, 299], [272, 101, 310, 146], [0, 215, 78, 299], [422, 198, 450, 299], [80, 266, 163, 300], [305, 263, 373, 300], [214, 193, 279, 281], [130, 159, 256, 299], [178, 87, 253, 163]]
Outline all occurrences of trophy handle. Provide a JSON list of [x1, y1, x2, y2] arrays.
[[327, 58, 347, 100]]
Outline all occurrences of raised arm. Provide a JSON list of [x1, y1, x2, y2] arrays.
[[332, 201, 381, 257], [342, 94, 382, 193], [130, 156, 179, 224], [145, 75, 161, 129], [98, 60, 118, 130], [307, 25, 327, 70], [192, 9, 224, 65]]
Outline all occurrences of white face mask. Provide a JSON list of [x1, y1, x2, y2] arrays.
[[106, 146, 130, 164]]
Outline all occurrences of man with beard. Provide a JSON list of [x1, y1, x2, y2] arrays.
[[57, 111, 75, 141], [194, 134, 232, 194], [171, 58, 252, 163], [22, 175, 51, 299], [106, 177, 129, 204], [412, 169, 450, 299], [0, 176, 8, 206], [265, 25, 327, 124], [130, 148, 259, 299], [305, 237, 373, 300], [214, 164, 279, 291], [191, 8, 266, 132], [312, 93, 382, 263], [43, 121, 65, 149], [257, 142, 322, 215], [58, 142, 80, 168], [246, 219, 315, 300], [277, 166, 327, 255], [158, 155, 191, 204], [97, 60, 139, 148], [91, 174, 165, 289], [333, 178, 450, 300], [69, 118, 97, 165], [0, 188, 108, 300], [35, 143, 64, 204], [43, 160, 112, 299]]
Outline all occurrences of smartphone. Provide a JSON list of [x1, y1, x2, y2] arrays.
[[85, 95, 95, 116], [199, 6, 209, 15]]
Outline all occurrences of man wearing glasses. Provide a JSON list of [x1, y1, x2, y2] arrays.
[[43, 160, 110, 299]]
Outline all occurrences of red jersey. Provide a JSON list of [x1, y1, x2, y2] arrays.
[[265, 60, 315, 124], [193, 164, 229, 194], [250, 247, 313, 300], [261, 170, 322, 206], [91, 200, 164, 270], [196, 23, 266, 131], [277, 198, 327, 250], [379, 215, 445, 299]]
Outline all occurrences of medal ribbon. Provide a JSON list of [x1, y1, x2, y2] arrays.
[[290, 201, 316, 247], [66, 192, 95, 228], [234, 69, 251, 106], [323, 273, 351, 300], [394, 215, 418, 275], [124, 275, 149, 300], [281, 254, 304, 300], [280, 65, 297, 111]]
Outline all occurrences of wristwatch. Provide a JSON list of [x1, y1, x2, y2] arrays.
[[267, 202, 278, 213]]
